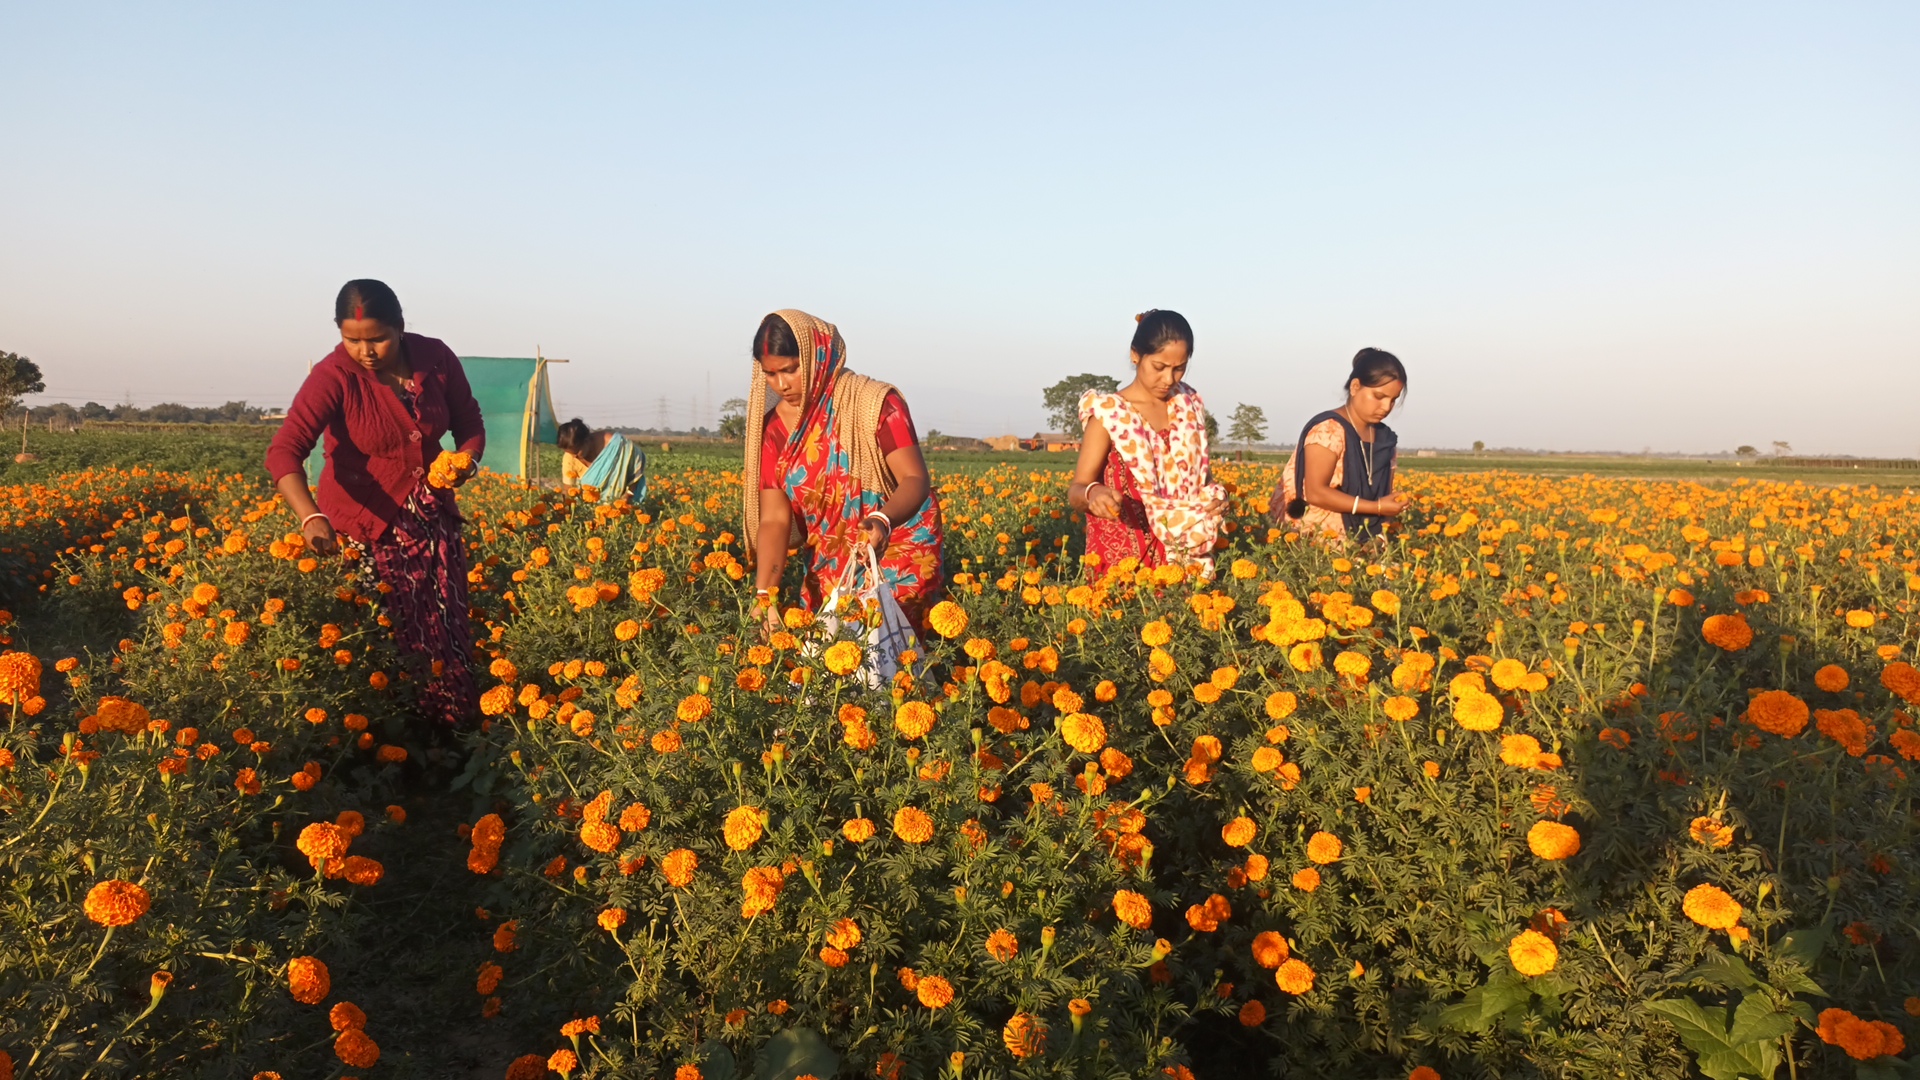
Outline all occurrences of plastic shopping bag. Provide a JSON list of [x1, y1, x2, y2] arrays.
[[815, 544, 922, 690]]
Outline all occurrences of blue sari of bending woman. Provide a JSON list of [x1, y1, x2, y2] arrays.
[[581, 436, 647, 504]]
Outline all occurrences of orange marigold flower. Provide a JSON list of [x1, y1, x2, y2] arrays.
[[1305, 831, 1343, 864], [928, 600, 969, 639], [1060, 712, 1107, 754], [1221, 816, 1257, 847], [1384, 695, 1419, 721], [1140, 620, 1172, 647], [476, 962, 503, 995], [827, 917, 863, 951], [1747, 690, 1809, 738], [83, 879, 151, 927], [1689, 817, 1734, 849], [985, 928, 1018, 962], [676, 694, 713, 722], [1453, 690, 1503, 732], [841, 818, 876, 843], [740, 865, 785, 918], [329, 1001, 367, 1031], [1527, 820, 1581, 860], [1508, 929, 1558, 976], [1702, 613, 1754, 651], [723, 805, 766, 851], [1251, 930, 1289, 968], [287, 955, 330, 1004], [334, 1028, 379, 1068], [915, 975, 954, 1008], [548, 1049, 579, 1077], [1112, 889, 1153, 930], [1292, 867, 1321, 892], [1265, 691, 1298, 719], [1883, 662, 1920, 704], [661, 849, 698, 887], [598, 907, 627, 932], [493, 920, 520, 953], [342, 856, 384, 886], [894, 701, 936, 739], [1815, 664, 1851, 692], [1002, 1013, 1046, 1058], [1682, 883, 1741, 929], [297, 821, 351, 863], [892, 806, 934, 844], [1274, 958, 1315, 995]]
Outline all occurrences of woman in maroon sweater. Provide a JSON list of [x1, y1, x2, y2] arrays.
[[265, 280, 486, 728]]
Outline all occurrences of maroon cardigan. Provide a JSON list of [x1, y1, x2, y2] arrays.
[[265, 334, 486, 543]]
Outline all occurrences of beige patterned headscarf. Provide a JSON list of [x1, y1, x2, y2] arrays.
[[742, 310, 900, 565]]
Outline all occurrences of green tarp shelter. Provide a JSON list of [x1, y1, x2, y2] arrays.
[[306, 356, 561, 484]]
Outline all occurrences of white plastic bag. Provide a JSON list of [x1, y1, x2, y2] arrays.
[[815, 543, 922, 690]]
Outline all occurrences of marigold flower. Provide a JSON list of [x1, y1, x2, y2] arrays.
[[1060, 712, 1107, 753], [1265, 691, 1298, 719], [1500, 734, 1544, 768], [827, 917, 863, 951], [661, 848, 698, 887], [915, 975, 954, 1008], [1274, 958, 1315, 995], [894, 701, 935, 739], [1508, 929, 1557, 976], [476, 962, 503, 995], [1883, 662, 1920, 704], [1140, 620, 1172, 647], [723, 805, 765, 851], [822, 640, 863, 677], [1292, 867, 1321, 892], [493, 920, 519, 952], [1306, 831, 1343, 864], [1702, 613, 1754, 651], [676, 693, 713, 722], [1112, 889, 1153, 930], [1814, 664, 1850, 692], [1454, 690, 1503, 732], [1288, 642, 1323, 671], [1527, 820, 1580, 860], [548, 1049, 579, 1077], [842, 817, 876, 843], [1747, 689, 1809, 737], [342, 856, 384, 886], [1251, 930, 1288, 968], [985, 927, 1018, 961], [287, 956, 330, 1004], [928, 600, 969, 639], [740, 866, 785, 917], [892, 806, 934, 844], [83, 879, 151, 927], [1682, 883, 1741, 929], [1237, 999, 1266, 1027], [329, 1001, 367, 1031], [1221, 816, 1257, 847], [1383, 695, 1419, 721], [1817, 1008, 1903, 1060], [1689, 817, 1734, 849], [1185, 893, 1231, 932], [598, 907, 627, 932], [334, 1028, 379, 1068], [1002, 1012, 1046, 1057]]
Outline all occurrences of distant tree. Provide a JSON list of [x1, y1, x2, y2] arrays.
[[1736, 445, 1759, 458], [0, 352, 46, 416], [1472, 440, 1486, 454], [147, 403, 194, 424], [1771, 440, 1792, 456], [1042, 374, 1120, 437], [1227, 403, 1267, 455], [80, 402, 111, 420], [1204, 411, 1220, 444], [924, 429, 952, 448], [718, 397, 748, 442]]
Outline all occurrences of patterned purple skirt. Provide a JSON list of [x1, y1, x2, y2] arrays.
[[370, 484, 477, 728]]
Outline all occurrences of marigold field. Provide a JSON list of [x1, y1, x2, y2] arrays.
[[2, 456, 1919, 1080]]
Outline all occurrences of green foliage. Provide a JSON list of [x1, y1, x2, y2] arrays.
[[1041, 374, 1119, 438]]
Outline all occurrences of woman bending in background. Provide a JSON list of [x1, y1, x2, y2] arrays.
[[1067, 310, 1227, 572], [557, 418, 647, 503], [265, 279, 485, 729], [1277, 347, 1409, 543], [742, 309, 945, 630]]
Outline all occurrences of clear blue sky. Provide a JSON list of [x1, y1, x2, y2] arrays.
[[2, 3, 1914, 454]]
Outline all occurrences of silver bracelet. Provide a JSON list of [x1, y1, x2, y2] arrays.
[[1350, 495, 1361, 515], [300, 512, 330, 529]]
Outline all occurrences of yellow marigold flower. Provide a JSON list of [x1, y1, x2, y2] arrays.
[[661, 848, 698, 888], [1814, 664, 1850, 692], [826, 917, 863, 951], [822, 640, 863, 677], [1384, 696, 1419, 721], [1527, 820, 1581, 860], [1265, 691, 1297, 719], [1370, 589, 1401, 616], [1500, 734, 1544, 768], [1112, 889, 1153, 930], [287, 955, 330, 1004], [914, 974, 954, 1008], [723, 806, 766, 851], [1060, 712, 1107, 754], [1222, 816, 1258, 847], [1140, 620, 1172, 647], [1333, 651, 1371, 679], [676, 694, 713, 722], [928, 600, 969, 639], [985, 928, 1018, 962], [1252, 930, 1289, 968], [1702, 613, 1754, 651], [892, 806, 934, 844], [1454, 690, 1503, 732], [1845, 609, 1876, 629], [1489, 658, 1529, 691], [1231, 558, 1259, 580], [1682, 883, 1742, 929], [842, 817, 876, 843], [1748, 690, 1809, 737], [1274, 958, 1315, 995], [83, 879, 151, 927], [1689, 817, 1734, 849], [1002, 1012, 1046, 1058], [1251, 746, 1283, 772], [1508, 929, 1558, 976], [894, 701, 935, 739], [1288, 642, 1323, 672]]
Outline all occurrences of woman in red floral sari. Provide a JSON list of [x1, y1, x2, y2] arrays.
[[743, 309, 945, 630]]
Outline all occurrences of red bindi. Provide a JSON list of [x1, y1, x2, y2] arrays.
[[353, 304, 365, 320]]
